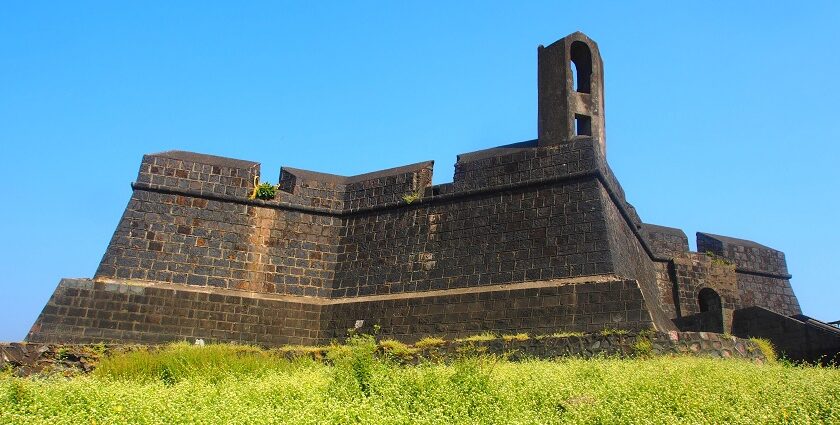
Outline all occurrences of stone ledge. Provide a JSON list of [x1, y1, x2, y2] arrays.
[[90, 274, 631, 305]]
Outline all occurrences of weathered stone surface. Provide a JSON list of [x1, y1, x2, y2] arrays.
[[732, 307, 840, 364], [27, 277, 655, 346]]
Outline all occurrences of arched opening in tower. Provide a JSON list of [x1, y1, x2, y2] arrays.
[[570, 41, 592, 94]]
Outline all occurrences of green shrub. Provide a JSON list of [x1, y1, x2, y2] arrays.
[[0, 364, 12, 379], [3, 353, 840, 423], [93, 342, 278, 382], [275, 345, 328, 359], [378, 339, 418, 360], [705, 250, 733, 266], [329, 333, 378, 397], [55, 347, 70, 361], [414, 336, 446, 349], [633, 337, 653, 357], [251, 182, 278, 200], [456, 332, 497, 343], [401, 191, 422, 204], [502, 333, 530, 342], [542, 331, 585, 339], [749, 337, 778, 363]]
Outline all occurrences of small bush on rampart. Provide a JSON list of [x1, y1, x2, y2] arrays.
[[248, 175, 279, 200], [502, 333, 530, 342], [749, 337, 777, 363], [456, 332, 497, 343], [414, 336, 446, 349]]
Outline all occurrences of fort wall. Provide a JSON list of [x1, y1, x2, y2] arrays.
[[31, 138, 803, 345], [698, 233, 800, 316], [28, 277, 656, 345], [96, 139, 636, 299]]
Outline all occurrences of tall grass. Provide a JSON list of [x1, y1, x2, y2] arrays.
[[93, 342, 305, 383], [2, 341, 839, 424]]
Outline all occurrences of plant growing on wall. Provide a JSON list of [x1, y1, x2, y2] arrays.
[[249, 176, 279, 201], [402, 191, 422, 204], [704, 251, 733, 266]]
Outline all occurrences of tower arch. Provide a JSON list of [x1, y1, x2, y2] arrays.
[[570, 40, 592, 93]]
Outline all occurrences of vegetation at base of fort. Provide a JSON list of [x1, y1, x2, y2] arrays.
[[536, 331, 585, 339], [501, 332, 530, 342], [632, 336, 653, 357], [599, 328, 630, 336], [749, 337, 778, 364], [2, 338, 839, 424], [413, 336, 446, 349], [455, 331, 497, 343]]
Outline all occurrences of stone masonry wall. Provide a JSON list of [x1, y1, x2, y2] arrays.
[[698, 233, 788, 276], [420, 331, 768, 362], [135, 151, 258, 199], [733, 306, 840, 363], [672, 253, 739, 316], [28, 277, 654, 346], [697, 233, 800, 316], [451, 139, 595, 191], [736, 274, 801, 317], [325, 278, 654, 341], [96, 140, 647, 302], [27, 279, 326, 346], [333, 178, 613, 297], [96, 152, 438, 299], [641, 224, 689, 259], [600, 185, 675, 331], [95, 190, 343, 297]]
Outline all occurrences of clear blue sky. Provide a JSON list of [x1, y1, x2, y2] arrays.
[[1, 2, 838, 341]]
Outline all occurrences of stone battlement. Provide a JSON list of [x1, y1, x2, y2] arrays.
[[136, 135, 610, 215]]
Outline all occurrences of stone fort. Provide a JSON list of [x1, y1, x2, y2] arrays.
[[27, 32, 838, 361]]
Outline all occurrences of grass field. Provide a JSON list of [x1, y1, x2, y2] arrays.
[[1, 338, 838, 424]]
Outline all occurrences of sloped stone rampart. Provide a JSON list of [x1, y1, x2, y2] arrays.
[[26, 277, 656, 346]]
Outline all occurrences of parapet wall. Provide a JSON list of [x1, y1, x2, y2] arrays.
[[640, 224, 689, 259], [697, 232, 789, 277], [697, 233, 800, 316], [136, 151, 259, 199]]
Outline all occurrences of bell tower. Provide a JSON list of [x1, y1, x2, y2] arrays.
[[537, 32, 606, 155]]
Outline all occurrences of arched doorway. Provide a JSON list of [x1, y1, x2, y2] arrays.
[[697, 288, 724, 333]]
